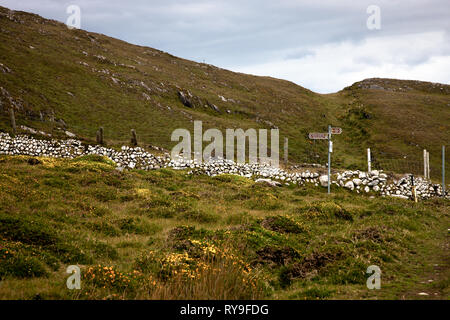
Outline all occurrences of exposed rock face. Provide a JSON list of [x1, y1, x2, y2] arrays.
[[0, 133, 447, 200], [20, 125, 51, 137], [353, 78, 450, 94], [0, 62, 12, 73], [65, 131, 76, 138], [177, 91, 193, 108], [178, 90, 222, 114], [207, 102, 220, 113]]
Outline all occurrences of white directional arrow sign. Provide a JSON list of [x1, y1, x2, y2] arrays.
[[331, 127, 342, 134], [308, 132, 328, 140]]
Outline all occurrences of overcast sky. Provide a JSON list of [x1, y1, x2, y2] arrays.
[[1, 0, 449, 93]]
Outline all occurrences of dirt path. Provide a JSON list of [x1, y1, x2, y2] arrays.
[[399, 230, 450, 300]]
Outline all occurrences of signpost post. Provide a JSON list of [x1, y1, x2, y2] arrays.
[[309, 126, 342, 195], [443, 145, 446, 197], [328, 125, 331, 194], [411, 174, 417, 203]]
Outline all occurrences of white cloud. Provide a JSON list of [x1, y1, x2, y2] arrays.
[[230, 31, 450, 93]]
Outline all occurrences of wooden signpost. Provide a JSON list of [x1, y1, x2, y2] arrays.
[[308, 132, 328, 140], [309, 126, 342, 194], [331, 127, 342, 135]]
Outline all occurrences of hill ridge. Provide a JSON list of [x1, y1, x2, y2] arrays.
[[0, 5, 449, 176]]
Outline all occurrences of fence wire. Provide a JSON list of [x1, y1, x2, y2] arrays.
[[372, 158, 422, 176], [372, 157, 448, 182]]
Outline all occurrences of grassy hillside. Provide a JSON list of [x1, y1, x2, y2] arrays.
[[0, 6, 449, 177], [0, 155, 448, 299]]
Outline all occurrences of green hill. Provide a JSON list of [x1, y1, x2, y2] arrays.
[[0, 6, 449, 176], [0, 6, 449, 301]]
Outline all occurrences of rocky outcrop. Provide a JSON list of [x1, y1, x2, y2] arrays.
[[177, 90, 221, 113], [177, 91, 195, 108], [0, 62, 11, 73], [206, 101, 220, 113]]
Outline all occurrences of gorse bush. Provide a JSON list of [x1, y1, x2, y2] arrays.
[[83, 265, 150, 293], [130, 241, 265, 299], [0, 248, 48, 279]]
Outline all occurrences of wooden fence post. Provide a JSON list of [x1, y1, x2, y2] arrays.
[[9, 108, 16, 134], [284, 137, 288, 166], [131, 129, 137, 146], [423, 149, 427, 179], [96, 127, 104, 145]]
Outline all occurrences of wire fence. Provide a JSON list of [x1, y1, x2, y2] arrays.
[[302, 141, 448, 184], [372, 157, 448, 182], [372, 158, 423, 176]]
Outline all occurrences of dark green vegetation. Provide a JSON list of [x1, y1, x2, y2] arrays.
[[0, 6, 449, 300], [0, 6, 449, 177], [0, 155, 448, 299]]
